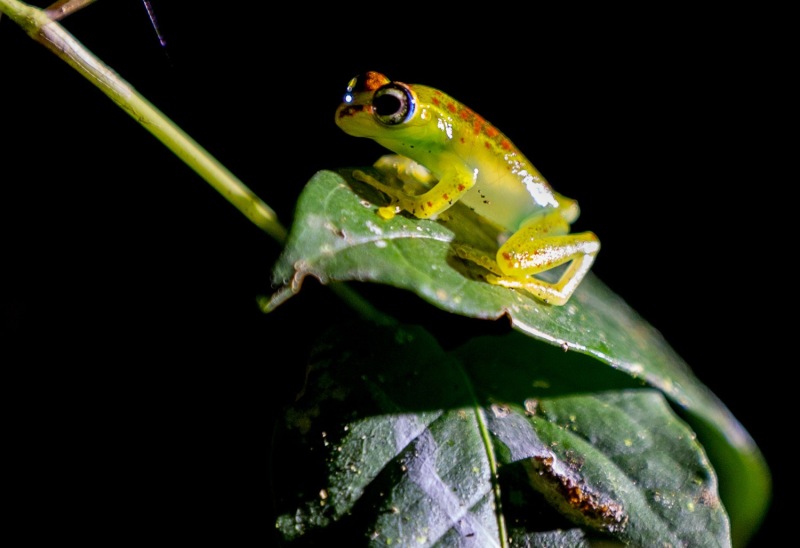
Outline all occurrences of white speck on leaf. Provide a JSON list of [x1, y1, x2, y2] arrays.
[[366, 220, 383, 235]]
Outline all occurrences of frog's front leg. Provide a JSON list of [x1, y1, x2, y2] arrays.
[[459, 211, 600, 305], [355, 154, 475, 220], [373, 155, 438, 192]]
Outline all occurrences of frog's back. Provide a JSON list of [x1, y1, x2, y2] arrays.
[[412, 85, 568, 231]]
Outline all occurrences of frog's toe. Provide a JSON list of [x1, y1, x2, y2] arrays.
[[485, 274, 518, 288], [452, 244, 501, 274], [377, 205, 399, 219]]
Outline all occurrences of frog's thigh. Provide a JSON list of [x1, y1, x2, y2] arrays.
[[492, 214, 600, 305]]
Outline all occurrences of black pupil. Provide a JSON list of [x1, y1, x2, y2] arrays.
[[374, 91, 402, 118]]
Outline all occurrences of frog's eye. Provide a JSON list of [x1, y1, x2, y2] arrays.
[[373, 84, 414, 125]]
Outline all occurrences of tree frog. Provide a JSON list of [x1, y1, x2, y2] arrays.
[[335, 71, 600, 305]]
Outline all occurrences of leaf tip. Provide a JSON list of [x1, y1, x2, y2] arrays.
[[258, 287, 295, 313]]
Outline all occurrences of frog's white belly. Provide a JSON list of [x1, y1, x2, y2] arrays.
[[459, 159, 560, 231]]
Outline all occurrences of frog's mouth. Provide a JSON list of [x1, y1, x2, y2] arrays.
[[335, 102, 380, 138], [335, 103, 373, 138]]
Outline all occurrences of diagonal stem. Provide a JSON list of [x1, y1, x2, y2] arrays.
[[44, 0, 97, 21], [0, 0, 393, 321], [0, 0, 287, 243]]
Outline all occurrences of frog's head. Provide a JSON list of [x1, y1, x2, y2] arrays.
[[335, 71, 432, 144]]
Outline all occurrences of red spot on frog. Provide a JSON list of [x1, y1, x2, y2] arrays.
[[447, 102, 457, 114], [471, 113, 486, 135]]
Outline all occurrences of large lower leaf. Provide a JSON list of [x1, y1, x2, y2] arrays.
[[272, 321, 731, 546], [266, 169, 770, 544]]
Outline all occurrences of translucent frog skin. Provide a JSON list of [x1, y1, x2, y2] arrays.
[[335, 71, 600, 305]]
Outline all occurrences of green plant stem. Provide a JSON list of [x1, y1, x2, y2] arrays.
[[44, 0, 97, 21], [1, 0, 391, 322], [0, 0, 287, 243]]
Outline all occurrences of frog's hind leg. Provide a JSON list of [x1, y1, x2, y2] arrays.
[[456, 212, 599, 305], [453, 244, 505, 276], [491, 213, 600, 305]]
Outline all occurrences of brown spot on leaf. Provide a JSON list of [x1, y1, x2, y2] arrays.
[[526, 454, 628, 533]]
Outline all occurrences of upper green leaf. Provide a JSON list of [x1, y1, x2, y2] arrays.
[[266, 169, 770, 544]]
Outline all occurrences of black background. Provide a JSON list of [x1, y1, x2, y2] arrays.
[[2, 2, 790, 544]]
